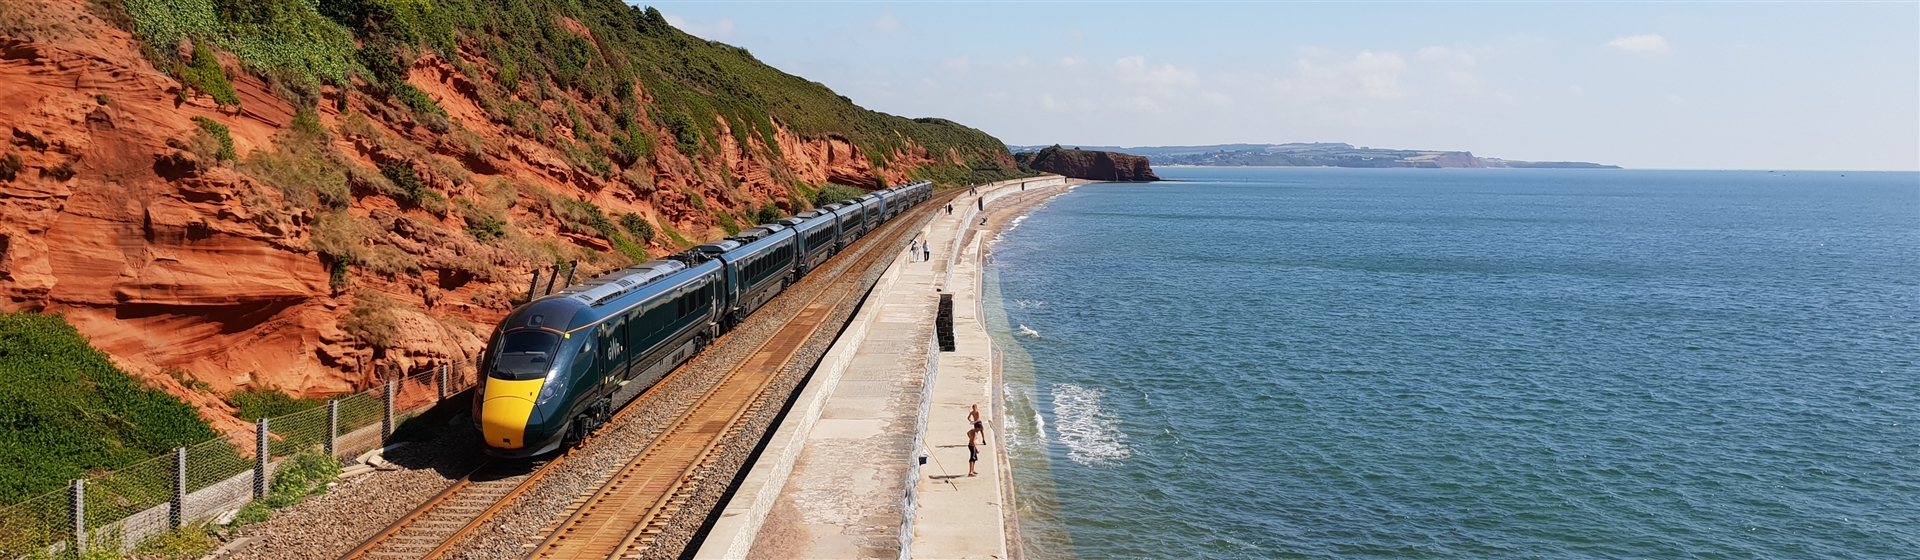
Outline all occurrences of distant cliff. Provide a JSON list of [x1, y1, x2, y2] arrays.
[[1015, 145, 1161, 181], [1008, 143, 1620, 169]]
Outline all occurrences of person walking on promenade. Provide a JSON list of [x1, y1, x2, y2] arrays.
[[921, 240, 931, 262]]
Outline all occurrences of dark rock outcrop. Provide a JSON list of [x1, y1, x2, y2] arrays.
[[1015, 145, 1159, 182]]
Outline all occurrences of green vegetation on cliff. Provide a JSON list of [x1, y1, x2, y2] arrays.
[[112, 0, 1022, 185], [0, 312, 218, 504]]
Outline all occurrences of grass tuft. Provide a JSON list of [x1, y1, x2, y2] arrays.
[[192, 116, 235, 161]]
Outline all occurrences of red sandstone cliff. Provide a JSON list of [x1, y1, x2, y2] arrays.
[[0, 0, 986, 434], [1015, 145, 1160, 182]]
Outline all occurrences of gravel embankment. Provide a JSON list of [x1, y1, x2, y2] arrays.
[[213, 429, 487, 560]]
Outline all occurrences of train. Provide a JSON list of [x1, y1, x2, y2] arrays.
[[473, 180, 934, 457]]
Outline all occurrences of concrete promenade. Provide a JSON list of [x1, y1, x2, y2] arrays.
[[695, 176, 1073, 560]]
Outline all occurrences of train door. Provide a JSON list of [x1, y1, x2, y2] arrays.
[[599, 321, 623, 389]]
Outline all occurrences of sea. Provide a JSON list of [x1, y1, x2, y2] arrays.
[[983, 167, 1918, 559]]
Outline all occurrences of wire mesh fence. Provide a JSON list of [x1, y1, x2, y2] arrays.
[[0, 486, 73, 556], [267, 406, 331, 459], [83, 453, 174, 553], [0, 355, 484, 557]]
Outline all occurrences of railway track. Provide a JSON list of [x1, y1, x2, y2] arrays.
[[338, 461, 557, 560], [338, 193, 949, 560], [525, 199, 939, 560]]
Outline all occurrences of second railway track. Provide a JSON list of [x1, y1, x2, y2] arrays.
[[339, 192, 952, 560]]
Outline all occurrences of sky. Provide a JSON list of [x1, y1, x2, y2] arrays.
[[642, 2, 1919, 171]]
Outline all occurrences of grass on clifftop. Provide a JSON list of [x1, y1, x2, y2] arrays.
[[104, 0, 1026, 186], [0, 312, 218, 505]]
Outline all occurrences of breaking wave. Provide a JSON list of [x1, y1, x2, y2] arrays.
[[1050, 383, 1131, 465]]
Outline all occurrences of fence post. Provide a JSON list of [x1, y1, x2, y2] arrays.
[[254, 418, 269, 498], [438, 364, 448, 401], [70, 479, 85, 555], [383, 379, 396, 440], [326, 400, 340, 457], [171, 447, 187, 529]]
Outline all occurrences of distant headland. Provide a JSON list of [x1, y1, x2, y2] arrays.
[[1014, 145, 1161, 182], [1006, 143, 1620, 169]]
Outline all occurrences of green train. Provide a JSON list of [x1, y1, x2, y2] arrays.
[[474, 181, 932, 457]]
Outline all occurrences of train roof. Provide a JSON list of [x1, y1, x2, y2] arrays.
[[555, 259, 690, 309], [504, 256, 722, 333]]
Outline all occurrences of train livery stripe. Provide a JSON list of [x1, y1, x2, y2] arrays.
[[481, 378, 544, 448]]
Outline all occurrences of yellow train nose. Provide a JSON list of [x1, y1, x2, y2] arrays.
[[481, 378, 544, 448]]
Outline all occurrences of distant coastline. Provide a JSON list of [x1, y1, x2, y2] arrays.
[[1008, 142, 1621, 169]]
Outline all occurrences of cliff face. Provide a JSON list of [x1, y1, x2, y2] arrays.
[[1015, 146, 1160, 182], [0, 0, 1020, 433]]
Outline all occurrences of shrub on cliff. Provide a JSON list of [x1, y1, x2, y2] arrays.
[[752, 203, 783, 225], [0, 312, 219, 504], [191, 116, 235, 161], [340, 291, 402, 350], [178, 40, 240, 107], [124, 0, 355, 92], [810, 183, 867, 208], [379, 162, 448, 214], [242, 122, 351, 210], [0, 153, 21, 182], [618, 213, 655, 243]]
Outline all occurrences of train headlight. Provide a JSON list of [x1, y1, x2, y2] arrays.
[[536, 369, 568, 405]]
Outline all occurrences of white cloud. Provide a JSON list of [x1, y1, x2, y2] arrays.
[[1416, 46, 1478, 66], [664, 15, 736, 41], [873, 11, 905, 34], [1113, 56, 1197, 88], [942, 56, 972, 74], [1606, 34, 1670, 54], [1292, 50, 1409, 101]]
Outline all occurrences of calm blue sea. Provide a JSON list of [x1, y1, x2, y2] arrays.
[[984, 168, 1919, 559]]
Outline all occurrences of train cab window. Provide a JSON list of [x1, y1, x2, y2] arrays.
[[492, 331, 561, 380]]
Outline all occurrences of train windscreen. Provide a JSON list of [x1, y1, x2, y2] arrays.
[[493, 331, 561, 379]]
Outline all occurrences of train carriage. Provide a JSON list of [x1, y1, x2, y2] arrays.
[[781, 209, 839, 276], [858, 193, 883, 228], [876, 188, 901, 221], [832, 198, 869, 244], [700, 224, 799, 327]]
